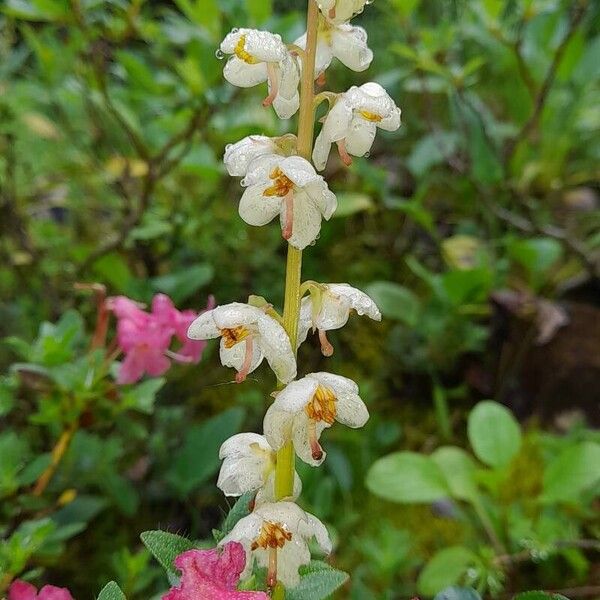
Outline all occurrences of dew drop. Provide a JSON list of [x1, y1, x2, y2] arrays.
[[364, 151, 370, 158], [215, 49, 225, 59], [231, 27, 239, 33]]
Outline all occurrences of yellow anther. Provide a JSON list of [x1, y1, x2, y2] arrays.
[[358, 110, 383, 122], [234, 35, 258, 64], [251, 522, 292, 550], [305, 385, 337, 424], [220, 326, 250, 349], [263, 167, 294, 197]]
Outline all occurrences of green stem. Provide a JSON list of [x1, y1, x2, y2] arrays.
[[274, 0, 319, 501]]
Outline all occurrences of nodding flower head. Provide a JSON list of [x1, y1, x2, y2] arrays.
[[264, 372, 369, 466], [187, 302, 296, 384], [317, 0, 371, 24], [219, 28, 301, 119], [238, 154, 337, 250], [313, 82, 401, 171]]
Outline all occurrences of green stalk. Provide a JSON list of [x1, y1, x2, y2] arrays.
[[274, 0, 319, 501]]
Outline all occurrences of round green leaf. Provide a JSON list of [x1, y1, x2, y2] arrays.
[[366, 452, 449, 503], [417, 546, 477, 596], [434, 586, 482, 600], [543, 441, 600, 503], [431, 446, 479, 502], [467, 401, 522, 468], [365, 281, 420, 326]]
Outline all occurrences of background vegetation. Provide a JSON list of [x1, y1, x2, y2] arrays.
[[1, 0, 599, 598]]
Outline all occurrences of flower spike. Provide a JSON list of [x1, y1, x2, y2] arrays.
[[187, 302, 296, 383]]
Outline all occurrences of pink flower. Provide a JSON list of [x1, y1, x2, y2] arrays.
[[8, 580, 74, 600], [163, 542, 269, 600], [107, 294, 213, 384]]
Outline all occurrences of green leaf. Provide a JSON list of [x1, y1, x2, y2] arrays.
[[97, 582, 127, 600], [121, 378, 166, 414], [542, 441, 600, 503], [151, 264, 214, 304], [214, 491, 254, 542], [366, 452, 449, 503], [417, 546, 477, 596], [365, 281, 420, 326], [246, 0, 272, 24], [508, 238, 563, 286], [167, 407, 246, 496], [0, 432, 30, 497], [513, 593, 569, 600], [431, 447, 479, 502], [332, 192, 374, 218], [286, 561, 349, 600], [467, 401, 521, 469], [434, 587, 482, 600], [140, 530, 196, 575]]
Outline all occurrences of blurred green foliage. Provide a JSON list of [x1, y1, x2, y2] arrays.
[[1, 0, 599, 597]]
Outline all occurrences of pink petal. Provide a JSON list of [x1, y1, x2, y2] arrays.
[[163, 544, 268, 600], [107, 296, 148, 326], [151, 294, 178, 332], [8, 581, 38, 600], [144, 351, 171, 377], [38, 586, 74, 600], [117, 350, 147, 384]]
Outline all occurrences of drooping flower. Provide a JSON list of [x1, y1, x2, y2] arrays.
[[187, 302, 296, 383], [313, 82, 401, 170], [224, 134, 297, 178], [107, 293, 210, 384], [238, 155, 337, 250], [317, 0, 370, 24], [220, 28, 301, 119], [264, 372, 368, 466], [218, 433, 301, 504], [298, 283, 381, 356], [163, 542, 269, 600], [295, 22, 372, 76], [8, 580, 74, 600], [220, 502, 331, 589]]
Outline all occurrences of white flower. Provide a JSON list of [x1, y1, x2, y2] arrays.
[[264, 372, 369, 466], [220, 28, 301, 119], [218, 433, 301, 505], [223, 134, 296, 178], [298, 283, 381, 356], [220, 501, 331, 588], [295, 22, 372, 76], [239, 154, 337, 250], [313, 82, 401, 171], [187, 302, 296, 383], [318, 0, 370, 24]]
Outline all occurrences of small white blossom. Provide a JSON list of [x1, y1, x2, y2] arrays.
[[264, 372, 369, 466], [224, 134, 297, 178], [295, 22, 372, 76], [298, 283, 381, 356], [317, 0, 370, 24], [220, 501, 331, 588], [218, 433, 301, 505], [313, 82, 401, 170], [220, 28, 300, 119], [187, 302, 296, 383], [239, 155, 337, 250]]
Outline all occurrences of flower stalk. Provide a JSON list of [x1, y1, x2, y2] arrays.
[[275, 0, 320, 501]]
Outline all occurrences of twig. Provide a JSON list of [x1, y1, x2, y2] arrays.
[[505, 1, 588, 161]]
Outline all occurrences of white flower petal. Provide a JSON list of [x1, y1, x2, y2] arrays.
[[272, 91, 300, 120], [331, 24, 373, 72], [283, 190, 323, 250], [220, 337, 264, 374], [239, 183, 282, 226], [219, 432, 271, 460], [242, 30, 287, 62], [322, 99, 353, 142], [300, 514, 333, 555], [293, 411, 329, 466], [263, 404, 295, 451], [242, 153, 284, 186], [211, 303, 264, 329], [277, 538, 310, 587], [297, 297, 313, 347], [347, 82, 396, 117], [345, 117, 377, 157], [312, 129, 333, 171], [219, 512, 263, 579], [304, 180, 337, 219], [224, 136, 278, 177], [223, 57, 268, 88], [272, 377, 319, 414], [295, 31, 333, 76], [255, 313, 297, 384], [217, 455, 268, 496], [326, 283, 381, 320], [187, 310, 221, 340], [279, 156, 319, 188], [314, 291, 351, 330]]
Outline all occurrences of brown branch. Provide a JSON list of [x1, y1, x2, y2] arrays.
[[505, 1, 588, 161]]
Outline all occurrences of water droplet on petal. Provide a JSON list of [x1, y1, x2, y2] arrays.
[[231, 27, 239, 34], [364, 151, 370, 158], [215, 49, 225, 59]]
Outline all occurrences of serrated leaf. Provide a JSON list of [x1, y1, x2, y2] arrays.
[[140, 530, 196, 575], [286, 561, 349, 600], [97, 581, 127, 600]]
